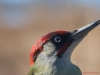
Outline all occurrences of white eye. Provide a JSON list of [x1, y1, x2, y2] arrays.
[[54, 36, 61, 43]]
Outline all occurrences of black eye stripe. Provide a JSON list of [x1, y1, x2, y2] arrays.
[[51, 34, 66, 49], [49, 32, 72, 50], [48, 32, 72, 57]]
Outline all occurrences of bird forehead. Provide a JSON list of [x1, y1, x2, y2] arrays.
[[48, 30, 67, 36]]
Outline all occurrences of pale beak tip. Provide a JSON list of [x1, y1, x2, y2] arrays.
[[93, 20, 100, 25]]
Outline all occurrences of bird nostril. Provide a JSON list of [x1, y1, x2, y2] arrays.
[[72, 30, 78, 34]]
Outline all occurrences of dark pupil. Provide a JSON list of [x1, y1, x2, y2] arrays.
[[55, 37, 61, 42]]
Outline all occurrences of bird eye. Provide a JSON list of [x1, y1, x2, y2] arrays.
[[54, 36, 61, 43]]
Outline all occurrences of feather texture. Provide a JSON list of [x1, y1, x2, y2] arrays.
[[30, 30, 67, 65]]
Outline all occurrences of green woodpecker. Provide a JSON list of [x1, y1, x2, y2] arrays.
[[28, 20, 100, 75]]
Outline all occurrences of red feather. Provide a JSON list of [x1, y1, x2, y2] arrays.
[[30, 30, 67, 66]]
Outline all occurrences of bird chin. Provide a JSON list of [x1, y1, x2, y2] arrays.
[[63, 35, 86, 61]]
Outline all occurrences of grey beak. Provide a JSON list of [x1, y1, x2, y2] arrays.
[[71, 20, 100, 40]]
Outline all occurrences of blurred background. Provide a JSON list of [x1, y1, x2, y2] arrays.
[[0, 0, 100, 75]]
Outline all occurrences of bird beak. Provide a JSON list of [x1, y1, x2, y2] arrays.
[[70, 20, 100, 40]]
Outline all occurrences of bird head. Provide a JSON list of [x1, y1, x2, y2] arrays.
[[30, 20, 100, 66]]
